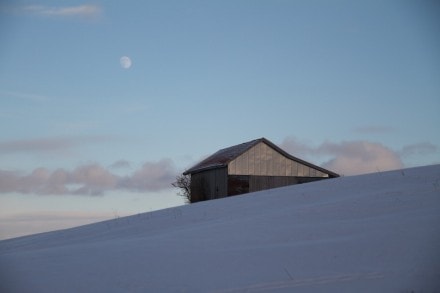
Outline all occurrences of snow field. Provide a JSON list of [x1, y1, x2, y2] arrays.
[[1, 165, 439, 292]]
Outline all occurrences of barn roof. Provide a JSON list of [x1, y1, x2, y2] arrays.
[[183, 138, 261, 175], [183, 138, 339, 177]]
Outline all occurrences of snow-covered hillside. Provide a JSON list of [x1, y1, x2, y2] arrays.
[[1, 165, 439, 292]]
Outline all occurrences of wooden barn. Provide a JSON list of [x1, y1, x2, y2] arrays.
[[183, 138, 339, 202]]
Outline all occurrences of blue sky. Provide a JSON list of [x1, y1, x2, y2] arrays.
[[1, 0, 439, 239]]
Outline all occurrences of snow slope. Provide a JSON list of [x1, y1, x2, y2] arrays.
[[1, 165, 439, 292]]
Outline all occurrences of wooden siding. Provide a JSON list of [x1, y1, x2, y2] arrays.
[[228, 175, 330, 196], [228, 142, 328, 177], [190, 167, 228, 202], [228, 175, 249, 196], [249, 175, 298, 192]]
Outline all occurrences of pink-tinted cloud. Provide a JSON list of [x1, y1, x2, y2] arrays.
[[0, 138, 72, 154], [0, 136, 114, 155], [120, 159, 176, 192], [281, 137, 404, 175], [0, 160, 177, 196], [319, 141, 403, 175], [0, 170, 20, 193]]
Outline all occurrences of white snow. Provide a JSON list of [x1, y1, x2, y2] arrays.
[[1, 165, 439, 292]]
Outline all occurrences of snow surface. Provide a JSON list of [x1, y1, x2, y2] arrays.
[[1, 165, 439, 292]]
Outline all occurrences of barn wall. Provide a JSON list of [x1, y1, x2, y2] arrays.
[[228, 142, 328, 177], [228, 175, 250, 196], [249, 175, 298, 192], [227, 175, 330, 197], [228, 175, 299, 195], [190, 167, 228, 202]]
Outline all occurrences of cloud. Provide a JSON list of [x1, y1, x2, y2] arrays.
[[109, 160, 131, 169], [0, 159, 177, 196], [0, 136, 113, 155], [23, 4, 102, 19], [281, 137, 403, 175], [353, 125, 395, 134], [0, 138, 73, 154], [319, 141, 404, 175], [0, 90, 49, 102], [399, 142, 439, 157], [70, 164, 118, 195], [120, 159, 177, 192], [280, 137, 316, 157]]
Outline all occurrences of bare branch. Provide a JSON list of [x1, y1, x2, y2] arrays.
[[172, 174, 191, 203]]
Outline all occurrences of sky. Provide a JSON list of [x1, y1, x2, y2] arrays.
[[0, 0, 439, 239]]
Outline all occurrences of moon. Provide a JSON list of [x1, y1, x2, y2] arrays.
[[120, 56, 132, 69]]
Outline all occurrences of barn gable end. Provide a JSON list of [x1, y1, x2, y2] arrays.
[[228, 141, 329, 177]]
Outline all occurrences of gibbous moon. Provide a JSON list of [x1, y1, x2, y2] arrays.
[[120, 56, 132, 69]]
